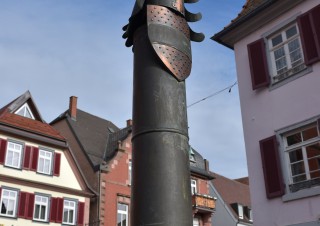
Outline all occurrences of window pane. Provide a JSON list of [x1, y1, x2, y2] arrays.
[[272, 34, 283, 47], [69, 210, 74, 223], [307, 143, 320, 157], [287, 132, 302, 146], [289, 149, 303, 162], [286, 26, 297, 39], [310, 171, 320, 179], [308, 158, 320, 172], [303, 127, 318, 141], [40, 205, 46, 219], [34, 205, 40, 219], [291, 162, 305, 176], [293, 174, 306, 183], [63, 210, 68, 223]]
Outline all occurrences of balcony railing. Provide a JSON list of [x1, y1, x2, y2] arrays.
[[192, 193, 216, 212]]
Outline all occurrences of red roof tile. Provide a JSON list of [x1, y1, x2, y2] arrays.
[[0, 111, 65, 140], [212, 172, 251, 207]]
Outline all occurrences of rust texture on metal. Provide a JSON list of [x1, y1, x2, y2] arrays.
[[123, 0, 204, 81], [147, 5, 190, 38], [153, 44, 191, 81], [147, 4, 191, 80]]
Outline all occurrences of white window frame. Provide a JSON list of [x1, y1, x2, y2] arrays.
[[63, 199, 77, 225], [15, 103, 35, 119], [267, 22, 306, 83], [0, 188, 18, 218], [191, 179, 197, 194], [128, 160, 132, 185], [33, 194, 49, 222], [193, 217, 200, 226], [37, 149, 53, 175], [238, 204, 244, 219], [283, 123, 320, 188], [117, 203, 129, 226], [5, 141, 23, 169]]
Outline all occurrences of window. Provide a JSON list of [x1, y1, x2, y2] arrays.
[[238, 204, 244, 219], [37, 149, 53, 175], [5, 141, 23, 169], [33, 195, 49, 222], [63, 200, 76, 225], [15, 103, 35, 119], [283, 123, 320, 192], [247, 4, 320, 90], [128, 160, 132, 185], [0, 188, 18, 217], [268, 23, 306, 83], [193, 217, 200, 226], [117, 203, 128, 226], [189, 147, 196, 162], [191, 179, 197, 194]]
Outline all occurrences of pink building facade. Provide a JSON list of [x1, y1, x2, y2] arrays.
[[213, 0, 320, 225]]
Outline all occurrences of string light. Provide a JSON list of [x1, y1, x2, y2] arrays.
[[187, 81, 238, 108]]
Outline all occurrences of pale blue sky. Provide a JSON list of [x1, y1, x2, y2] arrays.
[[0, 0, 247, 178]]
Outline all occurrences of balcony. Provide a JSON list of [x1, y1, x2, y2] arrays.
[[192, 193, 216, 213]]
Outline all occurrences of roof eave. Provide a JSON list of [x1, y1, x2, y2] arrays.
[[211, 0, 278, 48]]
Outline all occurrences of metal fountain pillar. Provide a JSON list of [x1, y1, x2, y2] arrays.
[[123, 1, 204, 225]]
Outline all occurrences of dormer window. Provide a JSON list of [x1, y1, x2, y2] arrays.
[[15, 103, 35, 119], [189, 148, 196, 162]]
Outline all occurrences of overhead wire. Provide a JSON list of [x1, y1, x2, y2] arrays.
[[187, 81, 238, 108]]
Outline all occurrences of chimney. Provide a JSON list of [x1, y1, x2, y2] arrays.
[[69, 96, 78, 120], [204, 159, 210, 172], [127, 119, 133, 127]]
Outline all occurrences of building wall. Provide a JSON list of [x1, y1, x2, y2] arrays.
[[234, 0, 320, 225], [100, 134, 132, 226], [51, 119, 100, 224], [0, 133, 90, 226], [209, 183, 236, 226]]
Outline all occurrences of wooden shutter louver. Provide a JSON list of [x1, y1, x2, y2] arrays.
[[18, 192, 28, 218], [53, 153, 61, 176], [31, 147, 39, 171], [247, 38, 270, 90], [77, 202, 85, 226], [23, 146, 32, 170], [298, 4, 320, 66], [260, 135, 285, 199], [56, 198, 64, 223], [26, 193, 35, 220], [50, 197, 58, 222], [0, 138, 7, 164]]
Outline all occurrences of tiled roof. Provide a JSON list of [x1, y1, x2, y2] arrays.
[[211, 172, 251, 220], [230, 0, 267, 25], [234, 177, 250, 185], [0, 111, 65, 140], [0, 91, 65, 140], [105, 125, 132, 161], [65, 109, 119, 167]]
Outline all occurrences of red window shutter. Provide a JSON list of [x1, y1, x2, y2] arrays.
[[56, 198, 64, 223], [26, 193, 35, 220], [297, 5, 320, 66], [247, 38, 270, 90], [50, 197, 58, 222], [23, 146, 32, 170], [260, 135, 285, 199], [0, 139, 7, 164], [77, 202, 85, 226], [31, 147, 39, 171], [310, 4, 320, 60], [53, 153, 61, 176], [18, 192, 28, 218]]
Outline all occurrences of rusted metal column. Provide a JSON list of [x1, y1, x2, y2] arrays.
[[123, 1, 203, 225]]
